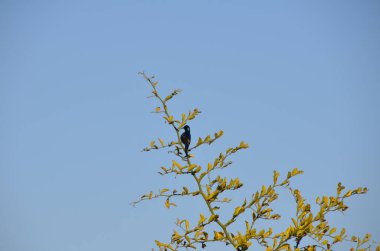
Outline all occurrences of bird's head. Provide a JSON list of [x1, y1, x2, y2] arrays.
[[183, 125, 190, 132]]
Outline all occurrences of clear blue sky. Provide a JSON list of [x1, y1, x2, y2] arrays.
[[1, 1, 379, 250]]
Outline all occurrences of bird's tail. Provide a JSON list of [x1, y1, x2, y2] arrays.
[[185, 145, 189, 157]]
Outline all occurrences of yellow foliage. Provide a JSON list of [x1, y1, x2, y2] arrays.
[[239, 141, 249, 148], [150, 141, 155, 147], [213, 231, 224, 240], [198, 214, 206, 225], [136, 73, 377, 251], [172, 160, 182, 169], [160, 188, 169, 194]]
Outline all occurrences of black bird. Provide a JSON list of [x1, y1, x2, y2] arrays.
[[181, 125, 191, 157]]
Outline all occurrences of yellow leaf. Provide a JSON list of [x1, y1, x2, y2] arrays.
[[185, 220, 189, 230], [208, 214, 218, 223], [196, 137, 203, 146], [188, 164, 197, 172], [165, 199, 170, 208], [172, 160, 182, 169], [158, 138, 164, 146], [181, 113, 186, 122], [169, 141, 176, 146], [160, 188, 169, 194], [345, 190, 352, 197], [291, 218, 297, 226], [214, 231, 224, 240], [268, 227, 273, 236], [150, 141, 155, 147], [322, 196, 328, 204], [261, 185, 267, 195], [333, 235, 342, 243], [291, 168, 299, 176], [185, 235, 191, 243], [340, 228, 346, 236], [329, 227, 336, 235], [194, 166, 201, 173], [223, 197, 230, 202], [155, 107, 161, 112], [164, 115, 173, 123], [258, 229, 265, 236], [207, 163, 212, 172], [273, 170, 279, 184], [182, 187, 189, 194], [155, 240, 162, 247], [164, 94, 173, 101], [199, 214, 206, 224], [245, 221, 250, 232], [172, 230, 180, 241], [233, 206, 244, 217], [199, 171, 207, 180], [178, 121, 186, 129], [233, 207, 240, 217], [239, 141, 249, 148], [187, 108, 199, 120]]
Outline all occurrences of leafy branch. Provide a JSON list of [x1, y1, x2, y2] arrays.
[[133, 72, 379, 251]]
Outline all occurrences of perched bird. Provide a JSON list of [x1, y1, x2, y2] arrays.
[[181, 125, 191, 157]]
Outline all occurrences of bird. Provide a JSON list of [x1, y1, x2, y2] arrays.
[[181, 125, 191, 157]]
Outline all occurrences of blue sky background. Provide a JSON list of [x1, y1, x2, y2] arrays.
[[1, 1, 379, 250]]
